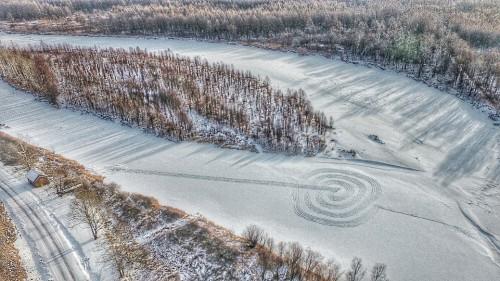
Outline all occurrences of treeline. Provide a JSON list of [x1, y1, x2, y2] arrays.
[[0, 0, 499, 112], [0, 0, 164, 20], [242, 224, 388, 281], [0, 44, 328, 155]]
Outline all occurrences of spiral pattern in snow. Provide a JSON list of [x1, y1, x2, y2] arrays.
[[293, 169, 382, 227]]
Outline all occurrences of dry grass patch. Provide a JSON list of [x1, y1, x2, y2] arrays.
[[0, 203, 27, 281]]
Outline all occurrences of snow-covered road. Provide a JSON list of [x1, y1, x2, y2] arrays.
[[0, 167, 91, 281], [0, 33, 499, 281]]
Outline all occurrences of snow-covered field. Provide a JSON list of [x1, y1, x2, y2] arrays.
[[0, 33, 499, 281]]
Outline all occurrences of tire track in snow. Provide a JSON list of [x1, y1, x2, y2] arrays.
[[316, 156, 423, 172], [294, 169, 382, 227], [457, 203, 500, 268], [107, 167, 333, 191], [108, 167, 382, 227], [0, 174, 88, 281], [376, 204, 472, 237], [0, 178, 78, 281]]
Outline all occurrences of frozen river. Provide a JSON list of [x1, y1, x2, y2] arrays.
[[1, 33, 499, 280]]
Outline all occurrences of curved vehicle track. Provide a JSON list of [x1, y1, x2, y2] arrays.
[[0, 171, 88, 281], [109, 166, 382, 227], [293, 169, 382, 227]]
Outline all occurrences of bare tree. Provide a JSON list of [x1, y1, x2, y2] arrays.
[[302, 248, 323, 279], [273, 241, 287, 280], [257, 235, 275, 280], [17, 142, 37, 170], [346, 257, 366, 281], [102, 223, 152, 279], [52, 168, 68, 196], [371, 263, 389, 281], [242, 224, 265, 248], [285, 242, 304, 280], [71, 187, 105, 240], [257, 249, 273, 280], [320, 259, 343, 281]]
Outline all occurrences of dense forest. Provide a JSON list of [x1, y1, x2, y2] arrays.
[[0, 0, 498, 113], [0, 44, 328, 154]]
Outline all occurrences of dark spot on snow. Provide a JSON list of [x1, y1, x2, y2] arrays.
[[368, 134, 384, 144], [488, 113, 499, 122], [338, 148, 357, 158], [414, 138, 424, 145]]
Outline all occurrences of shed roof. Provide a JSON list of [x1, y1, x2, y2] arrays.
[[27, 169, 44, 182]]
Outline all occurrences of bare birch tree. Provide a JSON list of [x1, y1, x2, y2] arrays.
[[371, 263, 389, 281], [346, 257, 366, 281], [71, 187, 105, 240]]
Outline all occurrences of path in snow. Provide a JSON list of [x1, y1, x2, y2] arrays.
[[0, 168, 91, 281]]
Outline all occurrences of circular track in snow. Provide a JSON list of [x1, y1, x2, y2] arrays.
[[293, 168, 382, 227]]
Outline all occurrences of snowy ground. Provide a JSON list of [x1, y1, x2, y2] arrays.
[[0, 33, 499, 281], [0, 165, 115, 281]]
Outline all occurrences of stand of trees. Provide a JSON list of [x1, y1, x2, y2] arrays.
[[0, 0, 498, 113], [242, 224, 389, 281], [0, 44, 328, 154]]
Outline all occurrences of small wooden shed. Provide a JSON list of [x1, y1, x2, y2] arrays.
[[27, 169, 49, 187]]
